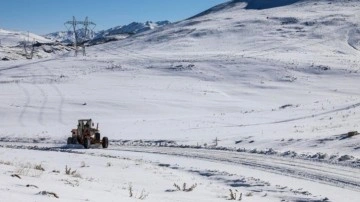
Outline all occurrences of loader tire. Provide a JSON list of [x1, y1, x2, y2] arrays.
[[67, 137, 72, 145], [72, 137, 78, 144], [95, 133, 101, 142], [84, 138, 90, 149], [102, 137, 109, 149]]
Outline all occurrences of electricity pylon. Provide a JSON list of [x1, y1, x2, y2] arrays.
[[23, 31, 34, 59], [65, 16, 96, 56]]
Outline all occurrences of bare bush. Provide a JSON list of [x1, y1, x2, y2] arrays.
[[128, 183, 149, 200], [184, 183, 197, 192], [128, 184, 133, 197], [229, 189, 242, 201], [65, 165, 82, 178], [173, 182, 197, 192], [173, 183, 181, 191], [34, 163, 45, 171], [65, 165, 71, 175], [138, 189, 149, 200]]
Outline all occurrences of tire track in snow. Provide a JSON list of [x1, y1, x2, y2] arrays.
[[54, 84, 65, 124], [111, 146, 360, 192], [1, 143, 359, 193], [43, 65, 65, 124], [0, 58, 56, 72], [25, 71, 49, 126], [16, 83, 31, 127], [32, 81, 48, 125], [0, 51, 71, 72]]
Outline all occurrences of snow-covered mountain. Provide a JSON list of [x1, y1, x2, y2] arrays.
[[0, 28, 53, 47], [96, 21, 171, 38], [0, 28, 71, 60], [44, 31, 75, 43], [112, 0, 360, 69], [44, 21, 171, 45], [89, 21, 171, 45]]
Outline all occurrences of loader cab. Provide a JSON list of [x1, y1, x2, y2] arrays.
[[78, 119, 92, 129]]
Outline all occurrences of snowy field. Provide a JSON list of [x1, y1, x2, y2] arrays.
[[0, 0, 359, 201]]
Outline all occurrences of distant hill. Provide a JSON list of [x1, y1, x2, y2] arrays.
[[44, 21, 171, 45], [96, 21, 170, 38], [0, 28, 70, 60], [0, 28, 53, 47]]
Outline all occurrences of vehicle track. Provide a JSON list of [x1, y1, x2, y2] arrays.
[[0, 58, 57, 72], [16, 83, 31, 127], [1, 142, 359, 193], [109, 146, 360, 192], [43, 65, 65, 124]]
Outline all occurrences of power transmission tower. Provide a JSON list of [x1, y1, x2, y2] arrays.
[[23, 31, 35, 59], [64, 16, 96, 56], [213, 137, 220, 147], [65, 16, 78, 56]]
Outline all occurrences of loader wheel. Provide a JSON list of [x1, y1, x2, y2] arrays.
[[72, 137, 78, 144], [95, 133, 101, 142], [102, 137, 109, 149], [84, 138, 90, 149], [67, 137, 72, 145]]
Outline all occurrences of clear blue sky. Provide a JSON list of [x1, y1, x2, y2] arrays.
[[0, 0, 227, 35]]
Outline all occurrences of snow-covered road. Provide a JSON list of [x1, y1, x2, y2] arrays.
[[104, 146, 360, 192], [1, 142, 359, 201]]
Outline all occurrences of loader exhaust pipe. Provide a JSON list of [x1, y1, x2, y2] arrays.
[[96, 123, 99, 130]]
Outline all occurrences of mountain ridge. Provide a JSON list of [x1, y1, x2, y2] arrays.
[[44, 20, 171, 44]]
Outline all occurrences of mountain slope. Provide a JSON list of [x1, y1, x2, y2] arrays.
[[80, 0, 360, 156], [100, 0, 359, 70]]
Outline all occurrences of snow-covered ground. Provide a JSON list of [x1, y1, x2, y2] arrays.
[[0, 0, 359, 201]]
